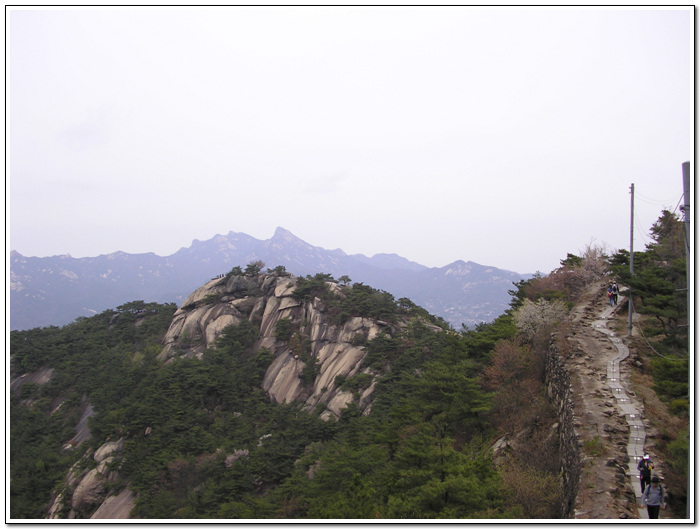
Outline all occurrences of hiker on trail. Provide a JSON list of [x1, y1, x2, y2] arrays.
[[637, 454, 654, 493], [612, 282, 619, 305], [639, 476, 666, 519], [607, 285, 614, 306]]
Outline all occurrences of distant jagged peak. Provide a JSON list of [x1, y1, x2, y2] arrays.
[[271, 226, 302, 243], [441, 260, 474, 271], [210, 233, 240, 250], [351, 252, 427, 272], [183, 230, 258, 251], [11, 249, 74, 260], [442, 259, 479, 268], [269, 227, 332, 253], [443, 260, 499, 270], [441, 259, 526, 279], [216, 230, 259, 240]]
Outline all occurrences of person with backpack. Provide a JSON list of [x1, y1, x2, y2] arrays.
[[612, 282, 619, 305], [637, 454, 654, 493], [607, 285, 614, 306], [639, 476, 666, 519]]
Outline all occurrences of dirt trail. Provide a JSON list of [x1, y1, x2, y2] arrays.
[[563, 281, 673, 520]]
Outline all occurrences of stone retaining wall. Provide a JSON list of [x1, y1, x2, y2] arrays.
[[545, 333, 581, 519]]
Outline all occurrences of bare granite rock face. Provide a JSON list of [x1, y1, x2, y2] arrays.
[[158, 272, 400, 419], [94, 438, 125, 463], [70, 468, 105, 512], [90, 488, 135, 519], [48, 438, 131, 519], [10, 366, 56, 394]]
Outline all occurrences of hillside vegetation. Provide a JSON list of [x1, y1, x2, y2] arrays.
[[609, 209, 689, 510], [9, 210, 688, 520]]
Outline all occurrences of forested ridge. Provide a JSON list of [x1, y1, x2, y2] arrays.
[[9, 210, 688, 520]]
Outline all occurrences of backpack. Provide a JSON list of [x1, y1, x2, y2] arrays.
[[648, 484, 665, 503]]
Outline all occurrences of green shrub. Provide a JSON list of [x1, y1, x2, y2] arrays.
[[343, 373, 372, 392], [670, 398, 689, 416], [667, 427, 689, 473], [226, 266, 243, 278], [267, 265, 288, 276], [583, 436, 606, 457], [651, 357, 689, 401], [202, 293, 220, 305], [341, 283, 398, 323], [245, 261, 265, 275], [351, 333, 367, 347], [215, 319, 259, 353], [300, 359, 320, 386], [292, 274, 334, 302], [274, 318, 295, 341], [364, 333, 401, 368]]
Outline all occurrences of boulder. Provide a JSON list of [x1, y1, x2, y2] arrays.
[[93, 438, 124, 463], [69, 438, 127, 514], [47, 493, 64, 519], [71, 469, 104, 511]]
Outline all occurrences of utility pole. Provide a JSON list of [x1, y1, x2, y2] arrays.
[[628, 183, 634, 337], [680, 162, 691, 522], [682, 162, 690, 323]]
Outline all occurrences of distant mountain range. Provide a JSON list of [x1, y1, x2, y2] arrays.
[[9, 227, 531, 331]]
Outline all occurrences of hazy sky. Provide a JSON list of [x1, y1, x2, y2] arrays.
[[8, 6, 692, 274]]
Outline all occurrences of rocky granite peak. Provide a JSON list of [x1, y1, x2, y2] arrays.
[[271, 226, 304, 244], [158, 270, 410, 420]]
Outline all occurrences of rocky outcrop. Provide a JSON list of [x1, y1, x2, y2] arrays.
[[47, 271, 407, 520], [159, 273, 276, 360], [90, 488, 135, 519], [64, 399, 94, 449], [159, 272, 398, 419], [48, 438, 131, 519], [10, 366, 55, 395]]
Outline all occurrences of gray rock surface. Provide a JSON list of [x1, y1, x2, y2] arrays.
[[159, 272, 398, 418], [90, 488, 135, 519]]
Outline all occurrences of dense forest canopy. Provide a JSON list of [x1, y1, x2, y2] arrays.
[[10, 210, 688, 519]]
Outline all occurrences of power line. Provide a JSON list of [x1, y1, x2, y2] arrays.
[[634, 321, 687, 362], [635, 191, 683, 207], [673, 194, 684, 215], [632, 194, 685, 249], [634, 213, 652, 247]]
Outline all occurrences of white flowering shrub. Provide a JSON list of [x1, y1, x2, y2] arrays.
[[578, 243, 610, 283], [514, 298, 569, 341]]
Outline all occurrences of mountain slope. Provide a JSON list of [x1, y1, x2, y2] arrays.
[[10, 228, 531, 331], [9, 271, 503, 520]]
